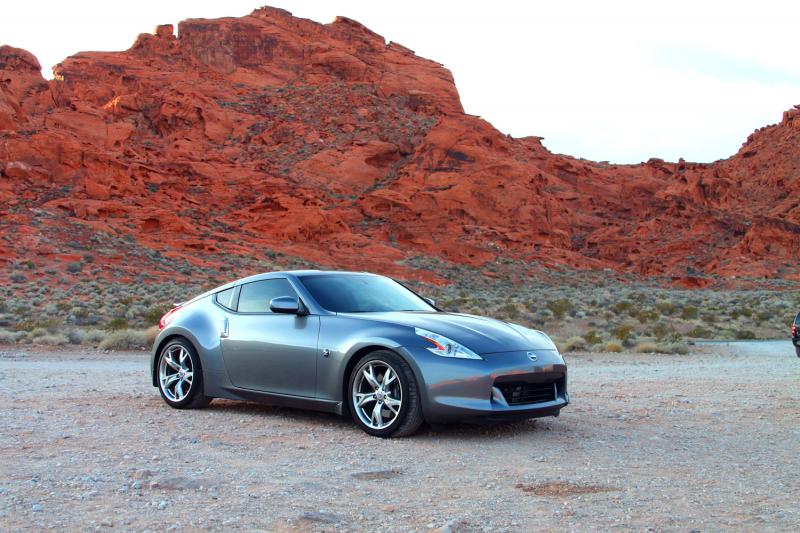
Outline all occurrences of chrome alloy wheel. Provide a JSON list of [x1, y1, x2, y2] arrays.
[[159, 345, 194, 402], [352, 360, 403, 430]]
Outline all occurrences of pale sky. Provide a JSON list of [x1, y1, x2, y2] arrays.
[[2, 0, 800, 163]]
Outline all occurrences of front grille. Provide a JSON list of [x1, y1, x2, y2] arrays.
[[497, 381, 557, 405]]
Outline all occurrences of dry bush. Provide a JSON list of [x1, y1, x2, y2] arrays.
[[98, 329, 150, 351]]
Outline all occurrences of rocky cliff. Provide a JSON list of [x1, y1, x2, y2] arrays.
[[1, 7, 798, 286]]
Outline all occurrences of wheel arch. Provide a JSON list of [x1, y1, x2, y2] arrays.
[[151, 333, 201, 387], [340, 343, 425, 417]]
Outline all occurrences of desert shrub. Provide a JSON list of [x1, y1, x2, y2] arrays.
[[613, 301, 633, 315], [66, 329, 85, 345], [501, 301, 520, 320], [660, 342, 689, 355], [635, 308, 660, 323], [605, 341, 623, 353], [655, 300, 677, 315], [27, 327, 48, 339], [563, 336, 587, 352], [612, 324, 634, 342], [144, 325, 159, 346], [546, 299, 573, 320], [652, 322, 675, 341], [66, 262, 82, 274], [83, 329, 107, 345], [106, 317, 129, 331], [687, 326, 712, 338], [734, 330, 756, 340], [633, 342, 658, 353], [583, 330, 603, 346], [15, 318, 61, 332], [98, 329, 149, 350], [0, 329, 24, 344], [38, 334, 69, 346], [634, 341, 688, 354], [681, 306, 699, 319], [700, 313, 718, 324], [730, 307, 752, 319]]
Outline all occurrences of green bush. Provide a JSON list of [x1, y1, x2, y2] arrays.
[[546, 299, 573, 319], [681, 306, 699, 319], [730, 307, 752, 319], [106, 317, 129, 331], [612, 324, 634, 342], [583, 330, 603, 346], [652, 322, 675, 341], [613, 301, 633, 315], [687, 326, 712, 338], [734, 330, 756, 340], [501, 301, 520, 320], [635, 309, 660, 323], [141, 306, 170, 326], [27, 327, 48, 339], [655, 300, 677, 315]]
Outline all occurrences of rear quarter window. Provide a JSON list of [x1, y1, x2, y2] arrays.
[[216, 287, 237, 310]]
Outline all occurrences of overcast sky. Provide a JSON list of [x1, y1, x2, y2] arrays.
[[3, 0, 799, 163]]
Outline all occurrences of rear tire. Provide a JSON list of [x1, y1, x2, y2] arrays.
[[157, 338, 211, 409], [348, 349, 424, 438]]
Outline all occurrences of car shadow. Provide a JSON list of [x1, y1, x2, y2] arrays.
[[205, 399, 354, 428], [203, 399, 558, 440]]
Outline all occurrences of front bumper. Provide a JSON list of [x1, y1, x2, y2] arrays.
[[402, 347, 568, 424]]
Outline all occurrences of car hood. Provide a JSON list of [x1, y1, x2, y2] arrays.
[[342, 311, 557, 354]]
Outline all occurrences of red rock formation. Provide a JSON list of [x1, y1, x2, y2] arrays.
[[0, 7, 798, 285]]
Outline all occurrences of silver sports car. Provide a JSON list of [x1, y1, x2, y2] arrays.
[[151, 271, 569, 437]]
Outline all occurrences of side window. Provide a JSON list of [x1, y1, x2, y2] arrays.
[[215, 287, 236, 310], [237, 279, 297, 313]]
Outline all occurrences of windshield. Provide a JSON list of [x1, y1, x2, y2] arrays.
[[298, 274, 435, 313]]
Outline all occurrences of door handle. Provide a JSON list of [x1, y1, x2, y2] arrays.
[[220, 317, 229, 338]]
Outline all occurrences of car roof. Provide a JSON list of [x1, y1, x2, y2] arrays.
[[179, 270, 380, 306]]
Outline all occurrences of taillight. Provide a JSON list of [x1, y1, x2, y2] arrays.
[[158, 306, 182, 330], [793, 324, 797, 338]]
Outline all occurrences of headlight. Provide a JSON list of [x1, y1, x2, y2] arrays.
[[414, 327, 482, 360]]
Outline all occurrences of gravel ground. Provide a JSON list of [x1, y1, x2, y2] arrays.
[[1, 342, 798, 532]]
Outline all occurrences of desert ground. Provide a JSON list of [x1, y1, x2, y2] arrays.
[[1, 341, 798, 532]]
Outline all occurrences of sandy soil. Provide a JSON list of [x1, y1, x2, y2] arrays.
[[1, 342, 798, 532]]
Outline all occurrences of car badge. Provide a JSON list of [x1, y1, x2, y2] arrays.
[[527, 351, 537, 361]]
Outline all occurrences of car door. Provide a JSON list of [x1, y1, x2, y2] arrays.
[[219, 278, 320, 397]]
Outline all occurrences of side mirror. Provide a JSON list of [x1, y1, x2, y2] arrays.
[[270, 296, 302, 314], [423, 297, 436, 307]]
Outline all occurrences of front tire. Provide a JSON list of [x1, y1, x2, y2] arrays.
[[348, 350, 423, 438], [157, 338, 211, 409]]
